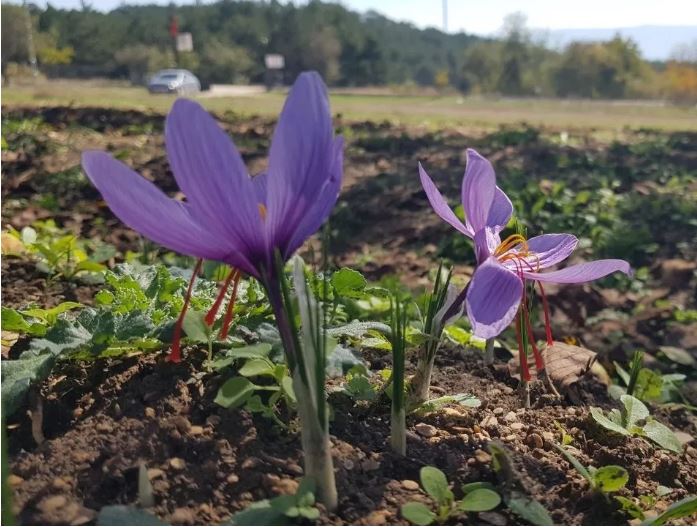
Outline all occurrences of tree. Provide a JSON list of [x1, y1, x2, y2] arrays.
[[197, 38, 254, 84], [114, 44, 172, 84]]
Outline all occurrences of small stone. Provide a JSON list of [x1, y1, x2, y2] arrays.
[[264, 475, 299, 495], [566, 407, 577, 415], [505, 434, 516, 441], [286, 462, 303, 476], [38, 494, 68, 512], [144, 407, 156, 418], [71, 511, 97, 525], [52, 477, 71, 491], [480, 415, 499, 428], [241, 457, 261, 470], [473, 424, 482, 433], [451, 426, 468, 433], [502, 386, 514, 395], [362, 458, 380, 471], [474, 449, 492, 464], [366, 510, 389, 525], [148, 469, 165, 480], [342, 459, 355, 470], [226, 474, 240, 484], [510, 422, 525, 431], [170, 507, 195, 525], [503, 411, 518, 423], [459, 434, 470, 443], [188, 425, 204, 436], [490, 388, 502, 396], [7, 474, 23, 486], [493, 407, 504, 416], [542, 431, 555, 444], [415, 423, 438, 438], [169, 457, 186, 470], [172, 416, 192, 432], [675, 431, 693, 445], [402, 479, 420, 491], [442, 407, 466, 419], [95, 422, 113, 433], [527, 433, 544, 449]]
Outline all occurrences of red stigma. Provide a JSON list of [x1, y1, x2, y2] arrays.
[[205, 269, 237, 327], [218, 271, 241, 340], [170, 258, 203, 363]]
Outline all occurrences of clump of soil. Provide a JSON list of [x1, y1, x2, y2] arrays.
[[7, 347, 697, 525]]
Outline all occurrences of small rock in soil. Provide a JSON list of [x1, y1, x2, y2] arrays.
[[493, 407, 504, 416], [169, 457, 186, 470], [527, 433, 544, 449], [503, 411, 518, 423], [474, 449, 492, 464], [171, 507, 195, 525], [226, 474, 239, 484], [480, 415, 498, 428], [241, 457, 262, 470], [366, 510, 390, 524], [52, 477, 71, 491], [402, 479, 420, 491], [415, 423, 437, 438], [147, 468, 165, 480], [510, 422, 525, 431], [95, 421, 113, 433], [144, 407, 156, 418], [7, 474, 23, 486], [188, 425, 204, 436]]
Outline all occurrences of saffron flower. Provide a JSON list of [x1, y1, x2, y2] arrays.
[[419, 148, 631, 342], [82, 72, 343, 361]]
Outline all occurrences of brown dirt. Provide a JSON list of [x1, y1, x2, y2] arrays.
[[6, 347, 697, 525]]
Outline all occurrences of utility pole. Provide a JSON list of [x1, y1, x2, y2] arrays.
[[442, 0, 448, 33], [22, 0, 38, 76]]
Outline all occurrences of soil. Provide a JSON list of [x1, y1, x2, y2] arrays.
[[7, 346, 697, 526], [3, 106, 697, 525]]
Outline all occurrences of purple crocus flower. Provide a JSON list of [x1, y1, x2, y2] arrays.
[[82, 72, 343, 361], [419, 148, 631, 340]]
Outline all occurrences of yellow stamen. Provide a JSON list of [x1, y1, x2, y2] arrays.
[[494, 234, 528, 257], [258, 203, 267, 221]]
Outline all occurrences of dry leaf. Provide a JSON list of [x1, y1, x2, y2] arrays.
[[1, 232, 25, 256], [507, 341, 596, 390]]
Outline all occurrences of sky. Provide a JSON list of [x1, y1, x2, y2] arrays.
[[38, 0, 697, 35]]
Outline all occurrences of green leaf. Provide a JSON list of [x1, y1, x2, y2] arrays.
[[507, 492, 554, 526], [214, 377, 255, 409], [634, 369, 664, 401], [1, 307, 30, 333], [420, 466, 453, 505], [593, 465, 629, 492], [226, 343, 273, 360], [280, 375, 296, 403], [621, 394, 650, 428], [461, 482, 496, 494], [182, 309, 211, 342], [325, 344, 364, 377], [658, 346, 695, 366], [97, 505, 165, 526], [21, 226, 37, 245], [331, 268, 367, 298], [239, 358, 275, 377], [642, 496, 697, 525], [553, 444, 592, 483], [615, 496, 645, 520], [401, 502, 436, 526], [590, 407, 630, 436], [327, 320, 391, 339], [1, 352, 55, 416], [228, 500, 285, 526], [642, 420, 682, 453], [458, 488, 501, 512], [75, 260, 106, 273]]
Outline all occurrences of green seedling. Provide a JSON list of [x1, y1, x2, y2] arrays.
[[229, 478, 319, 525], [401, 466, 501, 525], [611, 352, 686, 404], [1, 303, 81, 337], [214, 343, 296, 429], [553, 443, 628, 496], [590, 394, 682, 453]]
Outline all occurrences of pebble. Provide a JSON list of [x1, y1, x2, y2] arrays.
[[402, 479, 420, 491], [474, 449, 492, 464], [188, 425, 204, 436], [366, 510, 389, 525], [263, 474, 299, 495], [415, 423, 438, 438], [504, 434, 516, 441], [172, 416, 192, 433], [542, 431, 555, 444], [95, 422, 113, 433], [362, 458, 381, 471], [170, 507, 195, 525], [502, 386, 514, 395], [206, 415, 221, 426], [343, 459, 355, 470], [527, 433, 544, 449], [493, 407, 504, 416], [226, 474, 240, 484], [7, 474, 23, 486], [510, 422, 525, 431], [144, 407, 156, 418], [147, 468, 165, 480], [169, 457, 186, 470], [473, 424, 482, 434], [566, 407, 577, 415], [490, 388, 502, 396], [52, 477, 71, 491], [504, 411, 518, 423], [241, 457, 261, 470], [675, 431, 693, 445], [286, 462, 303, 476], [480, 415, 498, 428], [38, 494, 68, 512]]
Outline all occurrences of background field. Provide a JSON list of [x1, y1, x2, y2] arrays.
[[5, 79, 697, 132]]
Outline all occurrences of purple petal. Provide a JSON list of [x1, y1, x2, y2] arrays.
[[502, 233, 578, 271], [462, 149, 496, 234], [487, 186, 513, 233], [524, 259, 632, 284], [265, 72, 335, 254], [165, 99, 264, 256], [466, 258, 523, 339], [81, 151, 256, 273], [473, 226, 500, 264], [252, 173, 268, 205], [419, 163, 472, 237], [284, 136, 344, 257]]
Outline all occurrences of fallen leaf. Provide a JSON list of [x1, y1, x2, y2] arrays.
[[507, 341, 596, 390]]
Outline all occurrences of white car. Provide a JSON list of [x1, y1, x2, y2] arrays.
[[148, 69, 201, 95]]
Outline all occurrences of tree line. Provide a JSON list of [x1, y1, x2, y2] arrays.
[[2, 1, 696, 102]]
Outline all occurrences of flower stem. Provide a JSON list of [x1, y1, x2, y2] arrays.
[[484, 338, 495, 365]]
